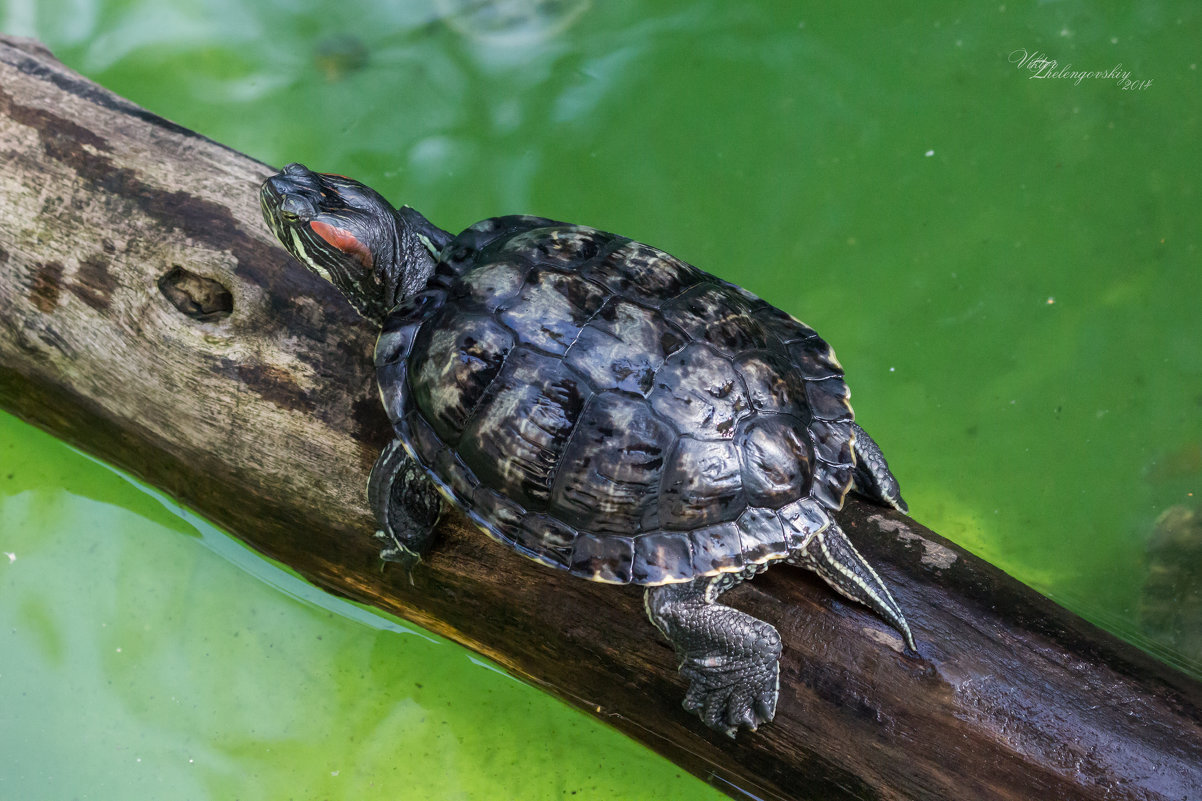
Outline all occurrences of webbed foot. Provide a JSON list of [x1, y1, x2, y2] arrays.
[[646, 576, 781, 737], [678, 621, 781, 736]]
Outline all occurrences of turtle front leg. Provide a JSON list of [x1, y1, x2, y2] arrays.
[[645, 571, 781, 737], [368, 439, 443, 567]]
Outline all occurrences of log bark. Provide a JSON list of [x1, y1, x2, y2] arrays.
[[2, 35, 1201, 801]]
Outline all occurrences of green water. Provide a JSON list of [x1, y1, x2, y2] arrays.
[[3, 1, 1201, 798]]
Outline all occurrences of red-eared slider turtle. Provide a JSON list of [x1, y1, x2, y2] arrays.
[[260, 163, 916, 736]]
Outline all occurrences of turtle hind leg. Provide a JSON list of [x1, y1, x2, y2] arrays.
[[368, 439, 443, 569], [645, 571, 781, 737], [851, 423, 908, 514], [791, 523, 916, 651]]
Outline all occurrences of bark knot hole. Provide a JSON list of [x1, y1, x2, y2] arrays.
[[158, 266, 233, 321]]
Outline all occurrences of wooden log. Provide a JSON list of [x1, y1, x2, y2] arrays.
[[2, 35, 1200, 801]]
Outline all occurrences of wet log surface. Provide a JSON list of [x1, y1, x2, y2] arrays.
[[2, 35, 1201, 801]]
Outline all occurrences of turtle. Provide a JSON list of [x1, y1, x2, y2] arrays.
[[259, 162, 916, 736], [1140, 504, 1202, 663]]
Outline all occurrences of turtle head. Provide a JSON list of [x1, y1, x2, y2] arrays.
[[260, 163, 441, 324]]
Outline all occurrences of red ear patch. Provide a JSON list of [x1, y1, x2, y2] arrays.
[[310, 220, 374, 268]]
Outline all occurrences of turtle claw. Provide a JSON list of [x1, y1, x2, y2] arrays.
[[374, 528, 420, 562], [679, 651, 779, 737], [755, 694, 775, 723], [374, 529, 422, 584]]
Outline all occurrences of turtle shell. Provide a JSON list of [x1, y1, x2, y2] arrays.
[[374, 216, 857, 585]]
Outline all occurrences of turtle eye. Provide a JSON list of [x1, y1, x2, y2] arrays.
[[279, 194, 315, 224]]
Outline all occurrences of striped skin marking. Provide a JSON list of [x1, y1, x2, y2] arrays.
[[310, 220, 373, 268], [703, 562, 771, 603], [809, 528, 915, 649], [415, 231, 440, 257], [288, 228, 332, 283], [815, 530, 880, 603]]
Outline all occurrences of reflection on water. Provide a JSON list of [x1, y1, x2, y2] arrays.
[[1140, 504, 1202, 669], [437, 0, 591, 47], [314, 34, 369, 82]]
